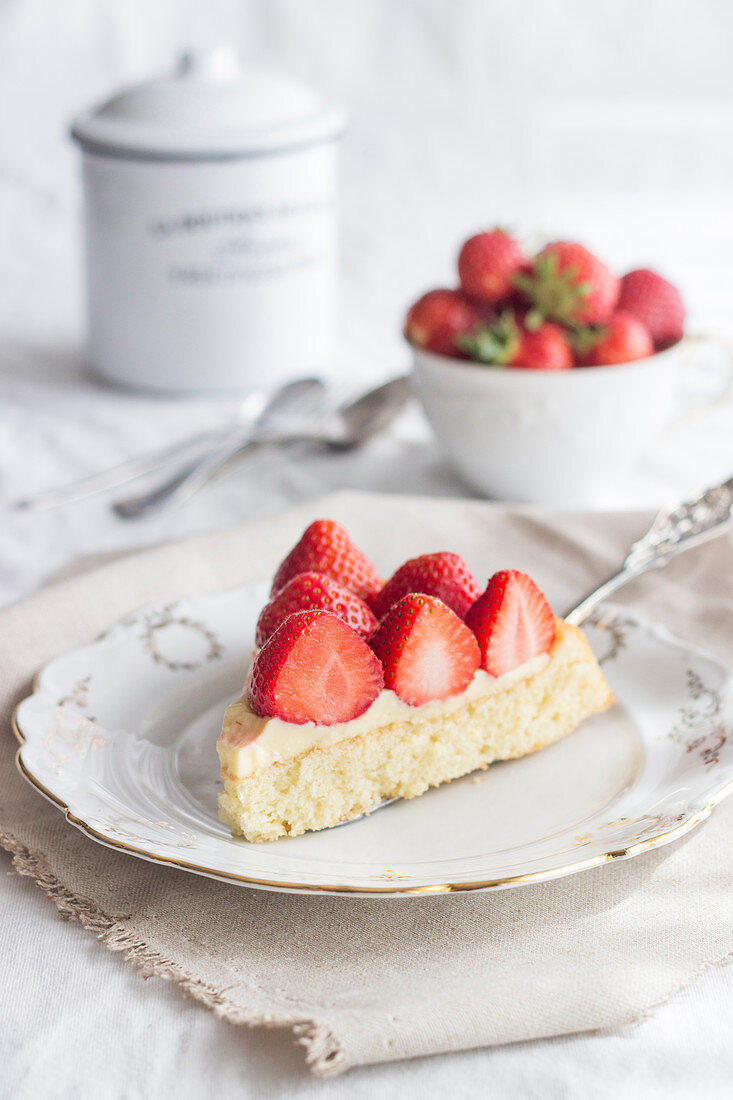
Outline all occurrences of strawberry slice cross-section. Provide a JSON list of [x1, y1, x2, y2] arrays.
[[370, 594, 481, 706], [466, 570, 556, 677], [249, 610, 385, 726]]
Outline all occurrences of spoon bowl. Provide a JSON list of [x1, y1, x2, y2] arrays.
[[325, 375, 412, 449]]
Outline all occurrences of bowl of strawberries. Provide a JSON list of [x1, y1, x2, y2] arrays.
[[406, 229, 692, 504]]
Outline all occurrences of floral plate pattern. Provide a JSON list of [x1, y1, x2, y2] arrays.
[[13, 583, 733, 897]]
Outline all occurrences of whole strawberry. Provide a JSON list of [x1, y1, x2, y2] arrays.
[[617, 268, 685, 348], [514, 241, 620, 326], [459, 310, 573, 370], [256, 572, 377, 647], [370, 594, 480, 706], [272, 519, 381, 604], [458, 229, 526, 304], [404, 289, 482, 358], [249, 609, 384, 725], [576, 311, 654, 366], [512, 321, 573, 370], [466, 570, 556, 677], [371, 552, 481, 621]]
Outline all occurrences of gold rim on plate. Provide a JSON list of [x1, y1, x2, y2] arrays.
[[12, 701, 733, 897]]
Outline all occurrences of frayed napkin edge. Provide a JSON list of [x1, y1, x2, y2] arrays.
[[0, 826, 348, 1078]]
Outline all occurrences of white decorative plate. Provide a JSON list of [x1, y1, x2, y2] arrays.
[[13, 583, 733, 896]]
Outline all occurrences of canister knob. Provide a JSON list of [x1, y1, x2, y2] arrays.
[[175, 47, 241, 82]]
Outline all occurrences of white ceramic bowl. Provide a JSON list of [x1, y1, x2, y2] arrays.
[[412, 340, 692, 505]]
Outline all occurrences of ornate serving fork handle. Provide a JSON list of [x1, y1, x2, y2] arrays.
[[565, 476, 733, 626], [345, 479, 733, 828]]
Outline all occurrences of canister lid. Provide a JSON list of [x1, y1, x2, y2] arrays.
[[70, 47, 346, 159]]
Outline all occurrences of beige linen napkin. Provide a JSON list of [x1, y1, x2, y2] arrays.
[[1, 490, 732, 1077]]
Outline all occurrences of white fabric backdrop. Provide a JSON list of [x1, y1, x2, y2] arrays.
[[1, 1, 733, 1096]]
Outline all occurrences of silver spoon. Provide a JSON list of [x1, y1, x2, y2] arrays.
[[113, 375, 412, 520]]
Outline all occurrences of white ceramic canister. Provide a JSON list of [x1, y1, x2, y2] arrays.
[[71, 48, 346, 392]]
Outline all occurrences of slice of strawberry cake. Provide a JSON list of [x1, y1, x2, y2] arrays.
[[217, 520, 613, 842]]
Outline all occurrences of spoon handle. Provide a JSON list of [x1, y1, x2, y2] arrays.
[[112, 434, 272, 520], [565, 475, 733, 625], [564, 567, 647, 626], [12, 428, 234, 512]]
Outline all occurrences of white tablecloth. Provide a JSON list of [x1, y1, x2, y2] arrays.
[[2, 2, 733, 1096]]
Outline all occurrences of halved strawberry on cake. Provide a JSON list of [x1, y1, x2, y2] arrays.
[[217, 520, 613, 842]]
